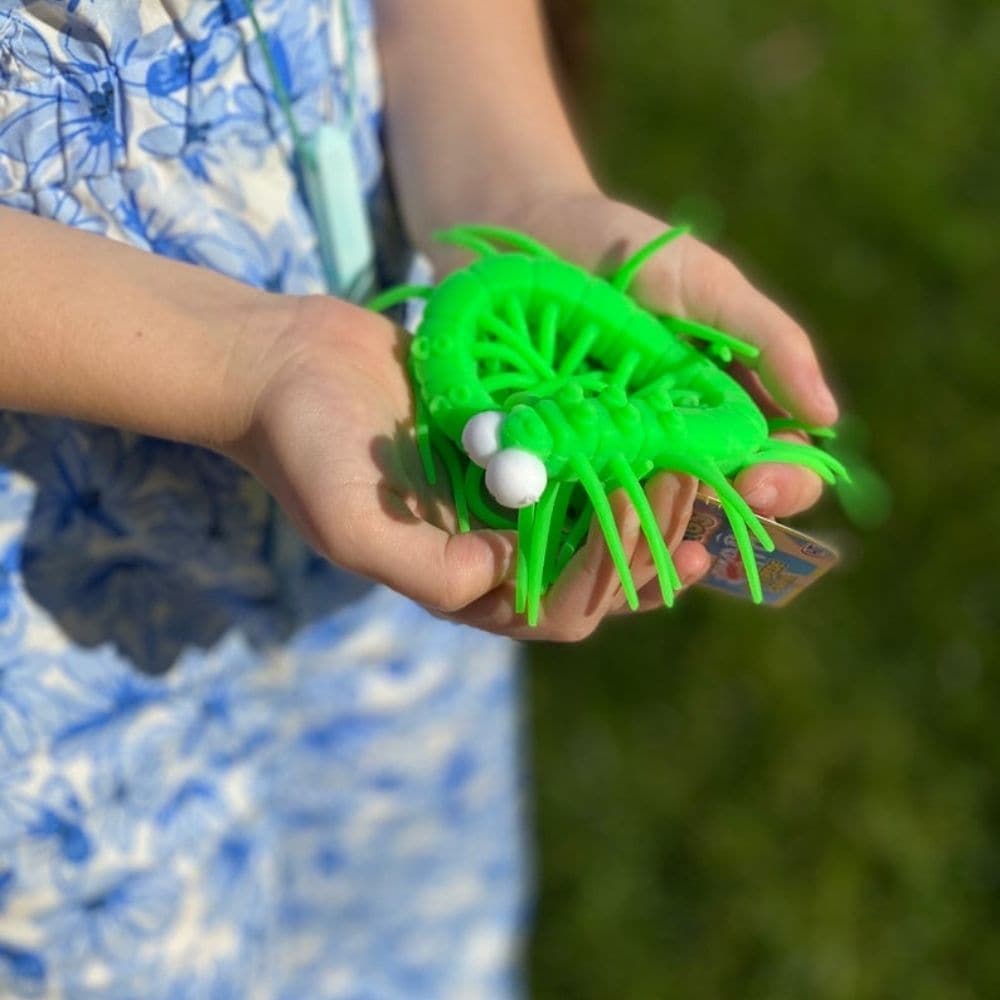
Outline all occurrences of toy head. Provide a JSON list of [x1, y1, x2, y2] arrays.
[[461, 405, 553, 508]]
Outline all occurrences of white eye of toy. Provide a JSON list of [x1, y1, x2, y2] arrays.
[[461, 410, 504, 468], [484, 449, 548, 509]]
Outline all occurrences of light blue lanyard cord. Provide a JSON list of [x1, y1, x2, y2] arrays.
[[338, 0, 360, 129], [245, 0, 359, 137], [245, 0, 309, 152], [245, 0, 375, 300]]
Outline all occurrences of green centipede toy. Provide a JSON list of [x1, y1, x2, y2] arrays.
[[369, 224, 849, 625]]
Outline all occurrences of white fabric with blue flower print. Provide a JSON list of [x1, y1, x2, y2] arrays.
[[0, 3, 526, 998]]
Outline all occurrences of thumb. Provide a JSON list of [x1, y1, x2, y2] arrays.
[[338, 512, 516, 613]]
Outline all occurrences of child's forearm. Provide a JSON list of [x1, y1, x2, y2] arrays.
[[374, 0, 596, 252], [0, 207, 290, 451]]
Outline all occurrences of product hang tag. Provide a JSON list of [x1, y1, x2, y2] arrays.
[[685, 492, 841, 606], [300, 122, 376, 302]]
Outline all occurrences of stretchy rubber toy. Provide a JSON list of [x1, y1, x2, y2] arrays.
[[368, 224, 849, 625]]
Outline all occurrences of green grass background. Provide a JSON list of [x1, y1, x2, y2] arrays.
[[527, 1, 999, 997]]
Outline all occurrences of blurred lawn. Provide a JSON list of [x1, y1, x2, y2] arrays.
[[527, 1, 999, 997]]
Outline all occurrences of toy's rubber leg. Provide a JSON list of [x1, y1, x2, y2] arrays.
[[704, 475, 772, 604], [750, 447, 835, 484], [663, 315, 759, 363], [610, 225, 690, 293], [556, 500, 593, 577], [558, 324, 599, 377], [433, 230, 498, 258], [663, 456, 773, 552], [539, 301, 560, 366], [412, 392, 436, 487], [435, 432, 470, 533], [635, 373, 676, 405], [516, 506, 533, 614], [571, 456, 639, 610], [471, 342, 549, 380], [657, 456, 773, 604], [506, 371, 607, 408], [433, 224, 559, 260], [464, 463, 518, 530], [479, 317, 554, 378], [543, 479, 575, 588], [611, 350, 642, 388], [610, 456, 681, 606], [680, 463, 767, 604], [747, 440, 850, 485], [708, 475, 774, 552], [575, 371, 609, 391], [767, 417, 837, 439], [481, 372, 536, 394], [366, 284, 433, 313], [503, 295, 531, 339], [722, 494, 764, 604], [526, 483, 563, 626]]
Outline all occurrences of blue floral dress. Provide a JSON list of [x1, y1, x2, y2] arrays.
[[0, 3, 526, 998]]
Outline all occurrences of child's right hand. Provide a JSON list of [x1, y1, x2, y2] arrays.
[[231, 296, 710, 641]]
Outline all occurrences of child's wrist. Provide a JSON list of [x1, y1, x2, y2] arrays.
[[203, 290, 313, 462]]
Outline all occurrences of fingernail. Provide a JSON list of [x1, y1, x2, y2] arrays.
[[680, 548, 712, 587], [814, 377, 839, 421], [743, 481, 777, 512]]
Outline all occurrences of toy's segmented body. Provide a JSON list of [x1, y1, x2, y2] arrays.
[[369, 225, 848, 624]]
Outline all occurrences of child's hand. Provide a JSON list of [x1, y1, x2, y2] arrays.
[[493, 190, 840, 522], [371, 5, 840, 631], [234, 187, 841, 641], [233, 297, 708, 641]]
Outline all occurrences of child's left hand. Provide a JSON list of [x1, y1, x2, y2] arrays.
[[476, 189, 841, 612], [377, 4, 839, 629]]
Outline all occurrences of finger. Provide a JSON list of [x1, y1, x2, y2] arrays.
[[549, 487, 643, 624], [442, 487, 643, 641], [636, 235, 839, 426], [445, 477, 699, 637], [425, 580, 522, 637], [440, 473, 696, 638], [682, 242, 837, 425], [734, 432, 825, 518], [728, 364, 785, 419], [333, 486, 516, 613], [618, 471, 697, 593], [736, 464, 824, 519], [612, 540, 712, 616], [710, 380, 827, 518]]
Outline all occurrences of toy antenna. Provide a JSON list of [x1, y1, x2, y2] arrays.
[[609, 225, 691, 293]]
